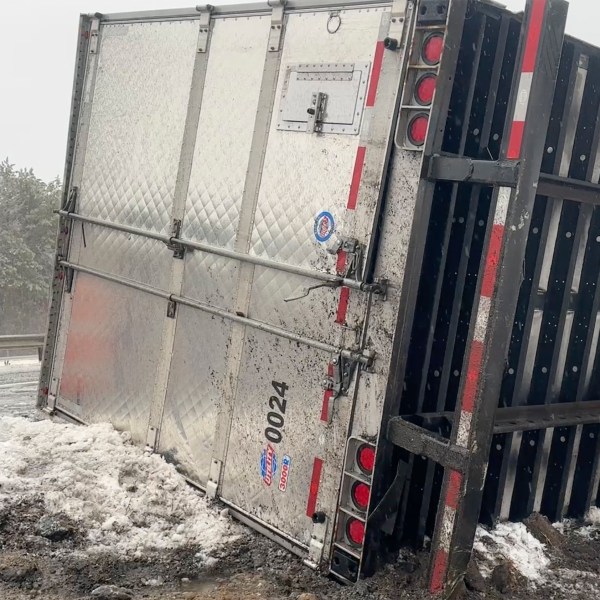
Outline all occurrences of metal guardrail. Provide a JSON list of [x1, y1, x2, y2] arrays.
[[0, 334, 45, 352]]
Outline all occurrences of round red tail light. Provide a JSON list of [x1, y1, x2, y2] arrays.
[[415, 73, 437, 106], [408, 114, 429, 147], [346, 517, 365, 547], [351, 481, 371, 511], [356, 444, 375, 475], [422, 33, 444, 66]]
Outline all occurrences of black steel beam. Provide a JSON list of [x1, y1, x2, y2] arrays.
[[494, 401, 600, 433], [398, 400, 600, 435], [428, 155, 520, 187], [538, 174, 600, 205], [386, 418, 469, 472]]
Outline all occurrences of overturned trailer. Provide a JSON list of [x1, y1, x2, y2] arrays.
[[40, 0, 600, 594]]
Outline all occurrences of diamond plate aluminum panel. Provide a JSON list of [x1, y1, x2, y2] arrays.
[[57, 273, 166, 444], [249, 9, 385, 268], [221, 328, 354, 549], [158, 306, 232, 484], [183, 16, 271, 248], [70, 224, 172, 291], [182, 252, 238, 309], [78, 21, 198, 233], [248, 267, 351, 346]]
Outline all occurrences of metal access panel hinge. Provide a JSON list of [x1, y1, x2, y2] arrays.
[[304, 512, 328, 568], [268, 0, 285, 52], [195, 5, 213, 53], [89, 18, 100, 54], [206, 459, 223, 498], [166, 219, 185, 258], [307, 92, 328, 134]]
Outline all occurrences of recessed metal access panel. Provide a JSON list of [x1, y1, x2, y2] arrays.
[[277, 62, 369, 134]]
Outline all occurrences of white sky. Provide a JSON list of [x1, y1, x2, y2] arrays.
[[0, 0, 597, 182]]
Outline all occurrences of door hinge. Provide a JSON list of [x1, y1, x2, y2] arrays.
[[44, 378, 60, 414], [268, 0, 285, 52], [146, 426, 158, 452], [167, 299, 177, 319], [166, 219, 185, 258], [89, 18, 100, 54], [330, 237, 364, 280], [195, 5, 213, 53], [64, 264, 75, 293], [307, 92, 328, 134], [64, 186, 78, 212], [322, 354, 359, 422], [206, 459, 223, 499]]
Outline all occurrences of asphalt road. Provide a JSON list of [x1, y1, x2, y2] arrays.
[[0, 355, 40, 419]]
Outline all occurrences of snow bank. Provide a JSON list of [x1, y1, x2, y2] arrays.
[[0, 416, 239, 557], [474, 522, 549, 583]]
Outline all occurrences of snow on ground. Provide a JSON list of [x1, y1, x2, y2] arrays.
[[0, 416, 240, 559], [474, 521, 550, 583]]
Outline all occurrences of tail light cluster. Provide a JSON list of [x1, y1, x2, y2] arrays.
[[330, 438, 376, 582], [396, 27, 446, 150]]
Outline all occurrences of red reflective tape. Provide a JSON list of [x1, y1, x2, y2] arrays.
[[461, 340, 484, 413], [347, 146, 366, 210], [336, 249, 348, 276], [481, 224, 505, 298], [429, 548, 449, 594], [335, 287, 350, 324], [446, 470, 463, 511], [306, 457, 323, 517], [366, 41, 385, 107], [321, 389, 333, 422], [506, 120, 525, 160], [522, 0, 547, 73]]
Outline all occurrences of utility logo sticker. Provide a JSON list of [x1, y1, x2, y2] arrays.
[[278, 455, 291, 492], [260, 444, 278, 486], [314, 211, 335, 243]]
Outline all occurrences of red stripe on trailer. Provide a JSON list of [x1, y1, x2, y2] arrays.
[[446, 470, 463, 511], [306, 457, 323, 517], [321, 389, 333, 422], [506, 120, 525, 160], [430, 548, 449, 594], [481, 224, 505, 298], [347, 146, 366, 210], [335, 287, 351, 324], [461, 340, 484, 414], [522, 0, 547, 73], [336, 249, 347, 275], [366, 41, 385, 107]]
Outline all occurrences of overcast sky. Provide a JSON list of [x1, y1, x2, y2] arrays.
[[0, 0, 597, 182]]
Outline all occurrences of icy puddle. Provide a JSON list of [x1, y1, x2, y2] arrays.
[[0, 416, 240, 558]]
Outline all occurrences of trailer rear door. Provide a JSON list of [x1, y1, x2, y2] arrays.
[[43, 3, 411, 556]]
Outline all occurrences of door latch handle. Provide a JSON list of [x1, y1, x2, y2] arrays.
[[283, 280, 340, 303]]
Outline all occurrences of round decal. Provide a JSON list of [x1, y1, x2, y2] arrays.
[[314, 211, 335, 243]]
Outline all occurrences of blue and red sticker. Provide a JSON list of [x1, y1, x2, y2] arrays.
[[260, 444, 291, 492], [314, 211, 335, 243]]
